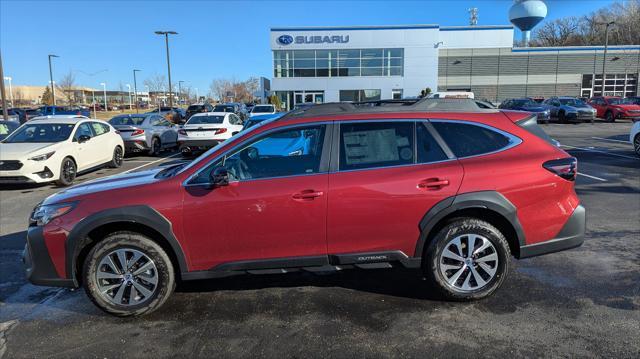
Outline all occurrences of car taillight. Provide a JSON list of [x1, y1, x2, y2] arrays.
[[543, 157, 577, 181], [115, 130, 120, 134], [131, 129, 145, 136], [178, 129, 187, 135], [215, 128, 227, 135]]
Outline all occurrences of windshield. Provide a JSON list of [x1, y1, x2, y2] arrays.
[[187, 115, 224, 125], [3, 123, 75, 143], [252, 105, 274, 113], [109, 115, 146, 126], [609, 98, 633, 105], [213, 105, 235, 113], [512, 99, 536, 107], [559, 98, 587, 106], [187, 105, 203, 111]]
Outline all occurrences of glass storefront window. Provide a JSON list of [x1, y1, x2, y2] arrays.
[[339, 89, 381, 102]]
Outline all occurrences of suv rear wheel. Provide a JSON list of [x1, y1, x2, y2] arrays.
[[424, 218, 510, 301], [634, 134, 640, 157], [83, 232, 175, 317]]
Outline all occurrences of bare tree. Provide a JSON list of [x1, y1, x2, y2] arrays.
[[209, 78, 258, 103], [143, 74, 167, 92], [57, 71, 77, 105]]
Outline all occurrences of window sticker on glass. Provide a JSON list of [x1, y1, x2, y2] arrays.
[[343, 128, 400, 165]]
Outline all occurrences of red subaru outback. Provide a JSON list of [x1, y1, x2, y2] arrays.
[[24, 99, 585, 316]]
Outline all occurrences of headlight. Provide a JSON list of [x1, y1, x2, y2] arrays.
[[30, 202, 76, 226], [29, 151, 55, 161]]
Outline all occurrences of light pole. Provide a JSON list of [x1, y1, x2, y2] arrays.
[[154, 31, 178, 108], [178, 80, 184, 105], [0, 50, 9, 121], [133, 69, 141, 113], [48, 54, 59, 105], [597, 21, 616, 96], [91, 89, 96, 118], [195, 87, 198, 102], [3, 76, 12, 105], [100, 82, 107, 111], [126, 84, 132, 110]]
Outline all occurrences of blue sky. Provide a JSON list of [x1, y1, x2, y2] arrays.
[[1, 0, 613, 94]]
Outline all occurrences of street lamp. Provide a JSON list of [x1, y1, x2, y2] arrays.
[[100, 82, 107, 111], [126, 84, 132, 110], [3, 76, 12, 105], [154, 31, 178, 108], [0, 50, 9, 121], [195, 87, 198, 102], [48, 54, 59, 105], [178, 80, 184, 105], [91, 89, 96, 118], [596, 21, 616, 96], [133, 69, 141, 113]]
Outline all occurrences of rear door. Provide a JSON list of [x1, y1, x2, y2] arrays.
[[89, 121, 113, 163], [327, 120, 464, 258]]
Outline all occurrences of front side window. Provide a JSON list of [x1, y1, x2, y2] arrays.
[[74, 123, 94, 140], [190, 125, 326, 184], [431, 121, 514, 158], [339, 122, 414, 171], [3, 123, 75, 143]]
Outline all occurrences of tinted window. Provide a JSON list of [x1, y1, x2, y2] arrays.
[[213, 105, 235, 113], [432, 122, 513, 158], [252, 105, 274, 113], [109, 115, 146, 126], [339, 122, 414, 171], [417, 122, 448, 163], [75, 123, 94, 140], [190, 125, 326, 184], [188, 115, 225, 125], [3, 123, 75, 143], [229, 114, 242, 125]]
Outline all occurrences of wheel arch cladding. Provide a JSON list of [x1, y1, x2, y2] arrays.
[[415, 191, 526, 259], [66, 205, 188, 285]]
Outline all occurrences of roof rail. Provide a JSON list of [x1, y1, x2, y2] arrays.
[[280, 98, 494, 120]]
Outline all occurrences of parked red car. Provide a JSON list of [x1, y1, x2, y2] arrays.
[[588, 96, 640, 122], [24, 99, 585, 316]]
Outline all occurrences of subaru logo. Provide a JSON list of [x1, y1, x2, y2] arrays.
[[277, 35, 294, 45]]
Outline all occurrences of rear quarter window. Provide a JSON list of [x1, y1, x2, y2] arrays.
[[432, 121, 514, 158]]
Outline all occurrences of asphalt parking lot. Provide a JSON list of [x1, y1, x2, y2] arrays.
[[1, 122, 639, 358]]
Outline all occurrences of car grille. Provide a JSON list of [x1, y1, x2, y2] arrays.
[[0, 160, 23, 171], [0, 176, 32, 183]]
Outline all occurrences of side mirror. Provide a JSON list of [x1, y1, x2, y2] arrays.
[[210, 167, 229, 187], [78, 135, 91, 143]]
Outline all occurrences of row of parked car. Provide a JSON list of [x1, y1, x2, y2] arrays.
[[498, 96, 640, 123]]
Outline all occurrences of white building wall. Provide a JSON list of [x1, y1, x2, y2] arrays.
[[438, 26, 514, 49]]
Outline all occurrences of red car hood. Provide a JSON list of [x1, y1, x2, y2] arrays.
[[612, 104, 640, 111]]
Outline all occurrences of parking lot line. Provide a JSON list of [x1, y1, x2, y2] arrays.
[[562, 145, 637, 160], [123, 153, 182, 173], [578, 173, 607, 182], [591, 136, 630, 144]]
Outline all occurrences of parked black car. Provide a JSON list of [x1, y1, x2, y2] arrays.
[[213, 103, 248, 120], [499, 98, 551, 123], [185, 103, 214, 120]]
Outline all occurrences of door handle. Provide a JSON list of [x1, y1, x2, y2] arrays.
[[292, 190, 324, 200], [418, 178, 450, 190]]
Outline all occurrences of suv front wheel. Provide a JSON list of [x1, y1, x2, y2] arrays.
[[424, 218, 510, 301], [83, 231, 175, 317]]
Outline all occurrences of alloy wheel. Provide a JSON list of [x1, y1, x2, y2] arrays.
[[62, 159, 76, 183], [634, 135, 640, 156], [439, 234, 499, 292], [95, 248, 159, 306], [114, 147, 123, 166]]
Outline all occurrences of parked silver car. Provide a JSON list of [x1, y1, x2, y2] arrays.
[[543, 97, 596, 123], [108, 114, 178, 156]]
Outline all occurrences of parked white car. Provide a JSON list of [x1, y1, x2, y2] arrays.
[[630, 120, 640, 157], [178, 112, 244, 156], [0, 116, 124, 186], [249, 104, 277, 117]]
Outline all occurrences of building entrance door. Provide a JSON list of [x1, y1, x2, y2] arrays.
[[294, 91, 324, 106]]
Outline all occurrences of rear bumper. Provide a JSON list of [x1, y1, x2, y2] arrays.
[[519, 205, 586, 259], [23, 226, 75, 287], [178, 139, 220, 154], [124, 139, 150, 152]]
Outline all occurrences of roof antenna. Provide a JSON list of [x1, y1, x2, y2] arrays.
[[468, 7, 478, 26]]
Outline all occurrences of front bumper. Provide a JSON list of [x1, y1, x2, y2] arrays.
[[23, 226, 75, 287], [519, 204, 586, 259], [565, 112, 596, 122], [0, 163, 57, 184]]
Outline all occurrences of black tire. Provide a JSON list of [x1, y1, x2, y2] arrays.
[[605, 111, 615, 122], [56, 157, 77, 186], [109, 146, 124, 168], [149, 137, 161, 156], [83, 231, 175, 317], [634, 134, 640, 157], [423, 218, 510, 301]]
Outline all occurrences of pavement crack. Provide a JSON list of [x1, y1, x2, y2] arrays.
[[0, 320, 18, 359]]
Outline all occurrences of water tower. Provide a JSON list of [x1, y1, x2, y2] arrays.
[[509, 0, 548, 46]]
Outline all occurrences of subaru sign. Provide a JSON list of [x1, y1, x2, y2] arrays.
[[277, 35, 294, 45], [276, 34, 350, 46]]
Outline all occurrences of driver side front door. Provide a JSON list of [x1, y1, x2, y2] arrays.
[[181, 123, 332, 272]]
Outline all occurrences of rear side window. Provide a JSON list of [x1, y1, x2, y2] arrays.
[[432, 121, 512, 158], [417, 122, 448, 163], [339, 122, 414, 171], [516, 115, 556, 146]]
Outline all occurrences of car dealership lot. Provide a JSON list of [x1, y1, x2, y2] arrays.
[[1, 123, 638, 358]]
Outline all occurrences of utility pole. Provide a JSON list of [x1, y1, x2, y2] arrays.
[[0, 50, 9, 121], [133, 69, 141, 113], [178, 80, 184, 105], [100, 82, 107, 111], [155, 31, 178, 108], [3, 76, 13, 105], [597, 21, 615, 96], [48, 54, 59, 105]]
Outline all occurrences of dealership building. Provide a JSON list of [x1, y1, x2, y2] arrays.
[[269, 24, 640, 109]]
